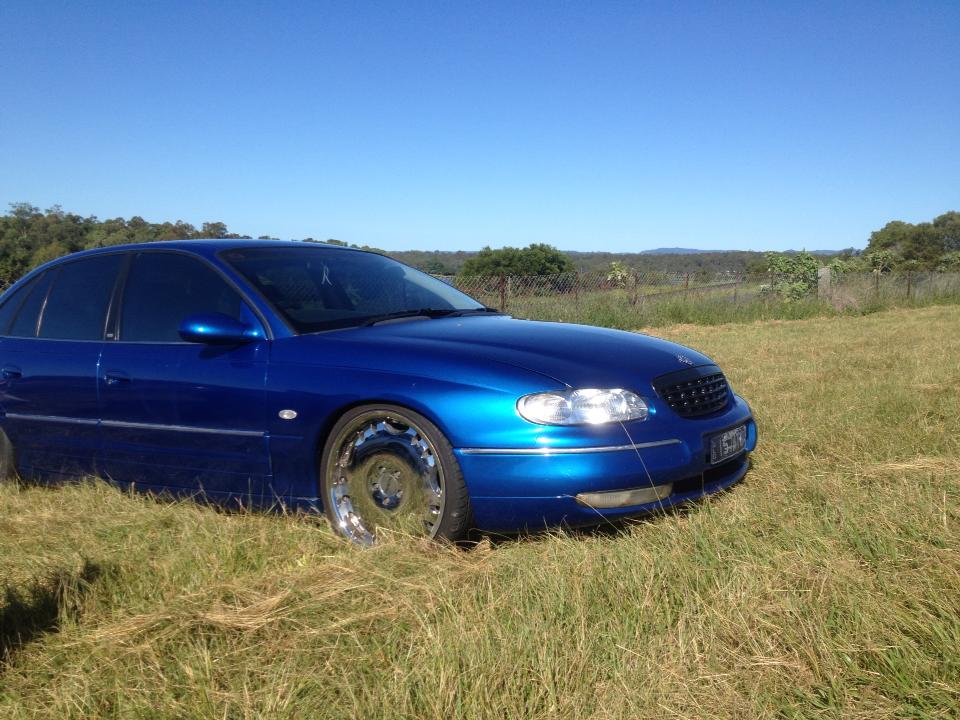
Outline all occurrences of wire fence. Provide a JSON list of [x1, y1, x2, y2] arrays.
[[439, 270, 960, 324], [3, 269, 958, 329]]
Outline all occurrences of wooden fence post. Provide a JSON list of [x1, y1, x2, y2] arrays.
[[498, 274, 506, 311], [906, 270, 912, 300]]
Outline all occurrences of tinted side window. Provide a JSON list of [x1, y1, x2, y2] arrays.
[[0, 275, 42, 335], [120, 253, 243, 342], [9, 271, 56, 337], [39, 255, 123, 340]]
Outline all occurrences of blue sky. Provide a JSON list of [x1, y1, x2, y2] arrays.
[[1, 1, 957, 252]]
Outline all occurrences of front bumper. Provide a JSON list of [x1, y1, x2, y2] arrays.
[[455, 395, 757, 532]]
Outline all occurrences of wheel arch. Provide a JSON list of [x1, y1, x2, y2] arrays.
[[311, 396, 457, 492]]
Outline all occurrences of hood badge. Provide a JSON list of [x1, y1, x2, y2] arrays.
[[676, 354, 694, 366]]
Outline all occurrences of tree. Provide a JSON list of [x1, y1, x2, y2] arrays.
[[8, 202, 40, 220], [936, 251, 960, 272], [865, 211, 960, 268], [864, 249, 897, 273], [200, 222, 229, 238], [419, 258, 452, 275], [459, 243, 574, 276], [606, 261, 629, 287], [933, 211, 960, 253]]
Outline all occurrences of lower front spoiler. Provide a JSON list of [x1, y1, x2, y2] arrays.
[[468, 454, 750, 533]]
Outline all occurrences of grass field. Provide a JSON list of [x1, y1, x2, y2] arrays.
[[459, 271, 960, 330], [2, 305, 959, 719]]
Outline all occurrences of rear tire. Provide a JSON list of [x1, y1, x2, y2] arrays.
[[319, 404, 472, 545], [0, 428, 16, 481]]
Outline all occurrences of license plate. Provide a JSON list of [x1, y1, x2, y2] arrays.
[[710, 424, 746, 464]]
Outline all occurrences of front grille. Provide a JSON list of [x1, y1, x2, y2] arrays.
[[652, 364, 731, 418]]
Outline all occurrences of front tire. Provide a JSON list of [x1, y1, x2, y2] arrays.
[[319, 405, 471, 545]]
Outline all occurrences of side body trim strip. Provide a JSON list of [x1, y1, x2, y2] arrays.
[[3, 413, 99, 427], [3, 413, 265, 438]]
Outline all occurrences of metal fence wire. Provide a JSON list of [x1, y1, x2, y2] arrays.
[[439, 270, 960, 319], [1, 269, 957, 327]]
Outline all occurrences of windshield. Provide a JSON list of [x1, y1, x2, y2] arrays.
[[221, 246, 484, 333]]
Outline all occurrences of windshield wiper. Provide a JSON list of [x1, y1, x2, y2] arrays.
[[361, 307, 502, 327], [445, 307, 503, 317], [361, 308, 459, 326]]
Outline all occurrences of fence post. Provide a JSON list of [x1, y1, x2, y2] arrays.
[[906, 270, 912, 300], [817, 266, 832, 300], [733, 274, 740, 303], [575, 269, 581, 306], [874, 270, 880, 297], [630, 272, 639, 306], [498, 274, 506, 311], [684, 273, 690, 290]]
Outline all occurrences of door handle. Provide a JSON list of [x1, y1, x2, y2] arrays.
[[1, 366, 21, 380], [103, 371, 131, 386]]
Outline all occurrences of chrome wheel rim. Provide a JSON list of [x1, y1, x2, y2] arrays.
[[327, 412, 444, 544]]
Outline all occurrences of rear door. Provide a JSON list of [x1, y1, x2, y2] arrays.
[[97, 250, 271, 501], [0, 254, 124, 479]]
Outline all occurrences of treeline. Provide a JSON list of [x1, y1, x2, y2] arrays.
[[2, 203, 957, 285], [0, 203, 266, 282], [0, 203, 389, 283], [0, 202, 768, 280], [385, 214, 960, 276]]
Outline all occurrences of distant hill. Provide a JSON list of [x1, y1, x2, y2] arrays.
[[640, 247, 847, 256], [639, 247, 716, 255], [388, 249, 774, 275]]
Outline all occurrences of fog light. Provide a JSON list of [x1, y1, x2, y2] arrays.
[[574, 483, 673, 509]]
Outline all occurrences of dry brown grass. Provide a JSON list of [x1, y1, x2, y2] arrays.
[[1, 305, 958, 719]]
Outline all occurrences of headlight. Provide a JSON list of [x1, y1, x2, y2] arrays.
[[517, 388, 649, 425]]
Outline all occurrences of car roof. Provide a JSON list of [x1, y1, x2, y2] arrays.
[[46, 238, 364, 263]]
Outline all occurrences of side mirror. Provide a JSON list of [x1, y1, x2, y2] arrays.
[[178, 313, 261, 345]]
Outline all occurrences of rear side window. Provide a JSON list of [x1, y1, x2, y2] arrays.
[[0, 275, 43, 335], [119, 253, 243, 342], [9, 271, 56, 337], [38, 255, 124, 340]]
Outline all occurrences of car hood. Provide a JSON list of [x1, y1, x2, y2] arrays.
[[318, 315, 716, 390]]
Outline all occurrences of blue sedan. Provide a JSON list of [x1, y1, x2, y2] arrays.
[[0, 240, 756, 543]]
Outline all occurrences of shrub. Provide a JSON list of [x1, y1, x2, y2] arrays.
[[765, 251, 819, 301]]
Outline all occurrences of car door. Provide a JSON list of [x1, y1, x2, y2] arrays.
[[97, 250, 271, 502], [0, 253, 124, 480]]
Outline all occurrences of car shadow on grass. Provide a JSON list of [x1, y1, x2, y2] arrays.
[[467, 485, 738, 549], [0, 559, 103, 668]]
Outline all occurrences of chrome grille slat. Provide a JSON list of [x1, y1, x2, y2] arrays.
[[652, 366, 731, 418]]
